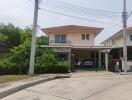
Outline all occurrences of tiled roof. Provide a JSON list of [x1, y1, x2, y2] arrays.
[[101, 27, 132, 44], [42, 25, 103, 37], [127, 27, 132, 31], [42, 25, 103, 30]]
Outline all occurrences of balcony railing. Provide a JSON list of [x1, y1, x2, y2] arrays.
[[50, 40, 71, 45]]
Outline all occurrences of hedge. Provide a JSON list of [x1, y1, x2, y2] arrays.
[[0, 58, 69, 75]]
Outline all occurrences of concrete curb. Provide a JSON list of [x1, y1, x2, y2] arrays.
[[0, 74, 71, 99], [55, 74, 71, 79]]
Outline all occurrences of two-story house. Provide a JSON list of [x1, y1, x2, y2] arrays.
[[102, 27, 132, 72], [41, 25, 111, 71]]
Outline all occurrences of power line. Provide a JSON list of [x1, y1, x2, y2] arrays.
[[29, 0, 124, 28], [40, 7, 118, 25], [127, 11, 132, 19], [40, 1, 121, 18], [28, 0, 121, 25], [42, 0, 121, 15], [29, 0, 122, 18]]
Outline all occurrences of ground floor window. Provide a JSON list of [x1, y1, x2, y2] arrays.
[[57, 52, 68, 61], [109, 47, 132, 60], [127, 47, 132, 60], [109, 48, 123, 59]]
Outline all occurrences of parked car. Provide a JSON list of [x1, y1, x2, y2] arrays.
[[81, 59, 94, 67]]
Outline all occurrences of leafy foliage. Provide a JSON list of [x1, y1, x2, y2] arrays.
[[35, 48, 57, 73], [0, 23, 22, 47], [0, 56, 17, 75], [20, 27, 32, 43], [37, 36, 49, 46], [0, 23, 69, 75], [0, 34, 8, 42], [10, 40, 31, 74]]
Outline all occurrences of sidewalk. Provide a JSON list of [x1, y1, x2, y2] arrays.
[[0, 74, 71, 99]]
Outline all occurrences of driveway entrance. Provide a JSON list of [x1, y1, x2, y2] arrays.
[[71, 48, 105, 70]]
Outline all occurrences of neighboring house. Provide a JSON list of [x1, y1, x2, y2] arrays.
[[102, 27, 132, 72], [41, 25, 111, 71]]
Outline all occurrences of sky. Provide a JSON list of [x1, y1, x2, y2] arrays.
[[0, 0, 132, 45]]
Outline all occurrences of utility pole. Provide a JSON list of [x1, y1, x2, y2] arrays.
[[122, 0, 128, 73], [29, 0, 40, 75]]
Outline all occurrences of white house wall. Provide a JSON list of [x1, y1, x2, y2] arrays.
[[103, 33, 132, 47], [113, 37, 123, 47], [126, 33, 132, 46]]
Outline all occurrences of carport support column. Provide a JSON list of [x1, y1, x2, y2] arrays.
[[99, 50, 101, 68], [105, 52, 109, 71], [70, 54, 75, 72], [68, 50, 71, 65]]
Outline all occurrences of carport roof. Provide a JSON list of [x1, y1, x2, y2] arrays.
[[41, 45, 112, 50]]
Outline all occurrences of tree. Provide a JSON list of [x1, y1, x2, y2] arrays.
[[37, 36, 49, 46], [20, 27, 32, 43], [36, 48, 57, 67], [10, 39, 31, 74], [0, 23, 22, 47], [9, 38, 48, 74], [0, 34, 8, 42], [0, 23, 63, 74]]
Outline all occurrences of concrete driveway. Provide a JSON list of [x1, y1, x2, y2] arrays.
[[2, 71, 132, 100]]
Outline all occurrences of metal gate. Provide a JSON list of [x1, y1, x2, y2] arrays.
[[108, 59, 122, 72]]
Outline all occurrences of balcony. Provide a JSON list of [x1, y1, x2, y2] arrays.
[[50, 40, 71, 45]]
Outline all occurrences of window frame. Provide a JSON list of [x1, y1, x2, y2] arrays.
[[112, 40, 115, 45], [55, 34, 66, 43], [82, 34, 85, 40], [86, 34, 89, 40], [81, 34, 89, 40], [130, 35, 132, 41]]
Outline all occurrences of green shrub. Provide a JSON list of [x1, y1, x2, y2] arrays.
[[9, 39, 31, 74], [0, 58, 16, 75], [0, 53, 29, 75], [35, 61, 69, 73], [0, 46, 69, 74], [35, 49, 69, 73], [54, 61, 69, 73]]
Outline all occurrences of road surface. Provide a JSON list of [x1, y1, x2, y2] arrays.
[[2, 71, 132, 100]]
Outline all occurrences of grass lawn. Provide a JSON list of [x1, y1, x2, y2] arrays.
[[0, 75, 32, 83]]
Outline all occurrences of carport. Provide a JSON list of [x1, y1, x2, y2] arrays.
[[41, 45, 112, 72], [70, 46, 112, 71]]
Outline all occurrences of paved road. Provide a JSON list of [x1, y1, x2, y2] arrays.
[[2, 71, 132, 100]]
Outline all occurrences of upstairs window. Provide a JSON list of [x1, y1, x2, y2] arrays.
[[130, 35, 132, 41], [82, 34, 89, 40], [86, 34, 89, 40], [112, 40, 115, 45], [82, 34, 85, 40], [55, 34, 66, 43]]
